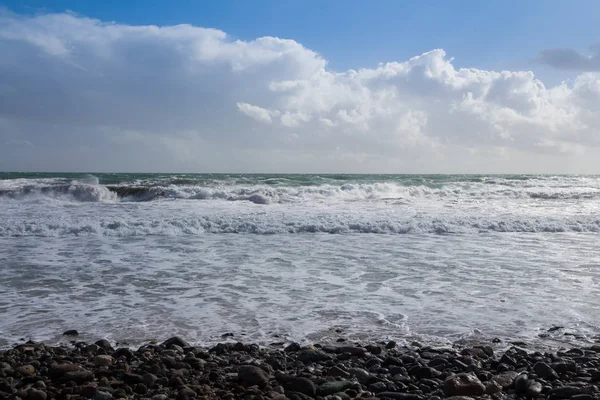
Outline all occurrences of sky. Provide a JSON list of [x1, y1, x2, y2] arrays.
[[1, 1, 600, 173]]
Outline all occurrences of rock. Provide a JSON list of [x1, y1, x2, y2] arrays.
[[94, 355, 114, 366], [444, 397, 476, 400], [365, 344, 382, 355], [328, 365, 350, 378], [27, 389, 47, 400], [551, 386, 583, 399], [414, 367, 441, 379], [152, 395, 168, 400], [92, 392, 113, 400], [484, 380, 502, 394], [95, 339, 113, 351], [281, 377, 317, 397], [80, 385, 97, 398], [533, 361, 559, 380], [499, 354, 516, 366], [176, 387, 197, 399], [288, 392, 313, 400], [63, 330, 79, 336], [62, 370, 95, 383], [491, 371, 518, 389], [143, 373, 158, 388], [567, 348, 585, 356], [284, 343, 301, 352], [368, 381, 387, 393], [376, 393, 423, 400], [461, 348, 487, 358], [571, 395, 593, 400], [133, 384, 148, 395], [84, 344, 101, 355], [591, 370, 600, 382], [15, 365, 35, 376], [514, 373, 529, 394], [113, 348, 134, 359], [476, 345, 494, 357], [385, 341, 397, 349], [496, 363, 512, 372], [123, 373, 144, 384], [296, 348, 331, 364], [428, 358, 447, 368], [318, 380, 354, 396], [333, 393, 351, 400], [526, 380, 543, 398], [339, 346, 366, 357], [238, 365, 269, 388], [163, 337, 190, 348], [49, 363, 80, 377], [443, 373, 485, 397], [349, 368, 372, 384]]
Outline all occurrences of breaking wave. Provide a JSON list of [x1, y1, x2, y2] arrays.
[[2, 181, 600, 204], [1, 213, 600, 236]]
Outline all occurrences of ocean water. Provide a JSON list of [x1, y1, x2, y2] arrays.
[[0, 173, 599, 349]]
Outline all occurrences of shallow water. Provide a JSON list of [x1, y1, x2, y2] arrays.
[[1, 174, 599, 349]]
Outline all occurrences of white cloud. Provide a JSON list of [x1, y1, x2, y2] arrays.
[[236, 102, 277, 124], [1, 10, 600, 173]]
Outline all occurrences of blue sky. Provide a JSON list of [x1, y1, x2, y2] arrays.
[[1, 1, 600, 172], [4, 0, 600, 84]]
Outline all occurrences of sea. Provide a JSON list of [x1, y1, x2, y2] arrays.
[[1, 173, 599, 350]]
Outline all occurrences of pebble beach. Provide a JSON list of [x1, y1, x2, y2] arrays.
[[2, 333, 600, 400]]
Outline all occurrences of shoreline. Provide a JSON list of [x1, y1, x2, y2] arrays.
[[1, 337, 599, 400]]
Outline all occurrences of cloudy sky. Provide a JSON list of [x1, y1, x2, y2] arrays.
[[1, 1, 600, 173]]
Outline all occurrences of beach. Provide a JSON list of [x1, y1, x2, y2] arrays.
[[1, 336, 600, 399]]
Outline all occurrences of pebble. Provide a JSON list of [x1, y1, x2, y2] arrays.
[[443, 373, 485, 397], [278, 375, 317, 397], [238, 365, 270, 388], [376, 393, 424, 400], [143, 373, 158, 388], [318, 380, 354, 396], [533, 361, 560, 380], [296, 348, 331, 364], [514, 373, 529, 394], [484, 380, 502, 394], [62, 370, 95, 383], [328, 365, 350, 378], [526, 380, 543, 397], [349, 367, 372, 384], [27, 388, 47, 400], [491, 371, 518, 389], [15, 365, 35, 376], [163, 336, 191, 348], [94, 355, 114, 366], [92, 391, 114, 400]]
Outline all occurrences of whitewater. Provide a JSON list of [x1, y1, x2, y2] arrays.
[[1, 173, 599, 349]]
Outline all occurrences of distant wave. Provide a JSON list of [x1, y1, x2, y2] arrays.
[[2, 181, 600, 204]]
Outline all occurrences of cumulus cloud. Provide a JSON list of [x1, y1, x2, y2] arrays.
[[537, 44, 600, 71], [236, 102, 277, 124], [1, 10, 600, 173]]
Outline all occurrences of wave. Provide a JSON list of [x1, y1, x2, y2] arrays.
[[2, 183, 600, 203], [1, 213, 599, 236], [0, 184, 117, 203]]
